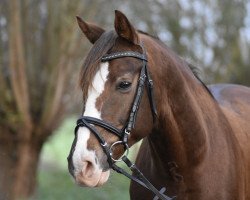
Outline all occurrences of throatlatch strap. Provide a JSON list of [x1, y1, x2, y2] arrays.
[[141, 43, 157, 120], [145, 65, 158, 120]]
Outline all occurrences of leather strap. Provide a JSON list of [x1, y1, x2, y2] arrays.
[[126, 65, 147, 132], [145, 63, 157, 120], [141, 43, 157, 120], [101, 51, 147, 62], [120, 157, 175, 200], [77, 117, 122, 138]]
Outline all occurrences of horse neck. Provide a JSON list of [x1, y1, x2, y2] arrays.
[[147, 43, 223, 169]]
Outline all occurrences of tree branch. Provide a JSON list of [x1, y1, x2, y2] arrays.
[[8, 0, 32, 137]]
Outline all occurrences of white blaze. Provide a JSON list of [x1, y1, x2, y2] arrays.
[[72, 62, 109, 174]]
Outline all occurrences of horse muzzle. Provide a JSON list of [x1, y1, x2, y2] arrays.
[[75, 161, 110, 187], [68, 152, 110, 187]]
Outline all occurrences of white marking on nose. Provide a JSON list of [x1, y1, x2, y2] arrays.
[[84, 62, 109, 117], [73, 127, 95, 173], [72, 62, 109, 174]]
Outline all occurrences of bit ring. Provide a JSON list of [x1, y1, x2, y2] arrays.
[[109, 141, 129, 162]]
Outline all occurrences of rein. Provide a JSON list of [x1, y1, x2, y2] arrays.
[[75, 43, 175, 200]]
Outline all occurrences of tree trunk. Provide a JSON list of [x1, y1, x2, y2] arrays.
[[0, 131, 43, 200]]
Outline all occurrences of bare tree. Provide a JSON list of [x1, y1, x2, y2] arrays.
[[0, 0, 101, 199], [125, 0, 249, 85]]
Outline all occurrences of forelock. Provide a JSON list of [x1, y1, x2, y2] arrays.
[[80, 30, 117, 103]]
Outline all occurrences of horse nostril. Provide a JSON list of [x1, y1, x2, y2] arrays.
[[82, 161, 95, 178]]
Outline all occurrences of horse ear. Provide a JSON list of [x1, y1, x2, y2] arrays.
[[76, 16, 105, 44], [114, 10, 139, 45]]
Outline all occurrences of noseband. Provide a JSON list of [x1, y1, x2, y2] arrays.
[[74, 43, 175, 200]]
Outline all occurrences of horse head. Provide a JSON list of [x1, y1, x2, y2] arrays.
[[67, 10, 157, 187]]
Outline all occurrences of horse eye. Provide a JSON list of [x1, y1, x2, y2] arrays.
[[117, 81, 132, 90]]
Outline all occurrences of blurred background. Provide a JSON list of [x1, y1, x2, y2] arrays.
[[0, 0, 249, 199]]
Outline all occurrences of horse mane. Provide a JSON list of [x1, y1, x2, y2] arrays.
[[137, 30, 214, 98], [137, 30, 160, 40], [187, 62, 214, 98]]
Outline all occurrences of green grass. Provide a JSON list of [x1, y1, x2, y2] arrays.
[[36, 116, 140, 200], [37, 170, 130, 200]]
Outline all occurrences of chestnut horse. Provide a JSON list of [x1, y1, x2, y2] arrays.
[[67, 10, 250, 200]]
